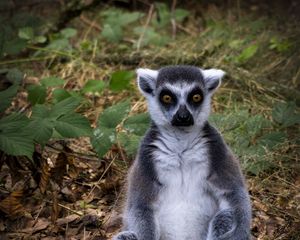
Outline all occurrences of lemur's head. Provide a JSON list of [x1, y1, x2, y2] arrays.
[[137, 65, 225, 128]]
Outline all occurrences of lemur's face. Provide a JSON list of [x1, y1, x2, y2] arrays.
[[137, 66, 225, 128]]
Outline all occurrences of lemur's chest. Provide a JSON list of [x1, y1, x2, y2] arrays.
[[152, 136, 218, 240]]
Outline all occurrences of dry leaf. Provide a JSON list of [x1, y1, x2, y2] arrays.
[[0, 190, 26, 217]]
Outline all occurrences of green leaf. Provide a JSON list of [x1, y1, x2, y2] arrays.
[[0, 84, 19, 113], [246, 158, 273, 175], [31, 104, 50, 119], [109, 70, 134, 92], [33, 36, 47, 44], [52, 89, 72, 103], [6, 68, 23, 84], [60, 28, 77, 38], [123, 112, 150, 136], [118, 12, 143, 26], [153, 3, 171, 28], [25, 119, 54, 145], [118, 132, 142, 156], [0, 131, 34, 158], [98, 100, 131, 129], [82, 80, 106, 94], [101, 24, 123, 43], [272, 102, 300, 127], [3, 38, 27, 55], [41, 76, 65, 87], [91, 128, 116, 157], [55, 113, 92, 138], [235, 44, 258, 64], [46, 38, 70, 51], [133, 27, 170, 46], [0, 113, 30, 131], [258, 132, 287, 150], [50, 97, 81, 118], [27, 85, 47, 105], [0, 113, 33, 158], [174, 9, 189, 22], [18, 27, 34, 40]]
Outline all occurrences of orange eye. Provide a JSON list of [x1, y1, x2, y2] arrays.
[[192, 94, 202, 103], [162, 95, 172, 103]]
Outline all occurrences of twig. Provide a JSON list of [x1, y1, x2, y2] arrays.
[[45, 199, 83, 216], [0, 56, 54, 65], [45, 144, 101, 162], [136, 4, 154, 51], [87, 156, 116, 198], [80, 15, 102, 32]]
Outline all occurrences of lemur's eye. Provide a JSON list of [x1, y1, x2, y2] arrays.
[[192, 94, 202, 103], [162, 95, 172, 104]]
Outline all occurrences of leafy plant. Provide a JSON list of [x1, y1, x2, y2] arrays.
[[234, 44, 258, 64], [91, 100, 131, 157], [0, 70, 92, 158], [100, 8, 143, 43], [82, 80, 106, 94], [109, 70, 135, 92], [27, 76, 65, 105], [269, 37, 292, 53], [209, 108, 289, 175], [272, 101, 300, 128], [0, 68, 23, 113]]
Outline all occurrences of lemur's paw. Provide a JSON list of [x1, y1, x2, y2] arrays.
[[113, 231, 138, 240], [208, 209, 236, 239]]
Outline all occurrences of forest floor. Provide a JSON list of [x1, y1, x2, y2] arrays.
[[0, 1, 299, 240]]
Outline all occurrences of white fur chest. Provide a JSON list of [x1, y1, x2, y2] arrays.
[[152, 131, 218, 240]]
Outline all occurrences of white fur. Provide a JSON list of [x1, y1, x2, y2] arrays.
[[136, 68, 158, 96], [200, 69, 225, 81], [152, 128, 219, 240], [136, 68, 159, 80]]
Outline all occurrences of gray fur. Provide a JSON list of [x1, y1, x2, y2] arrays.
[[114, 65, 251, 240]]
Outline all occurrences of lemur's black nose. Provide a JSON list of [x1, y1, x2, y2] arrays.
[[172, 105, 194, 126]]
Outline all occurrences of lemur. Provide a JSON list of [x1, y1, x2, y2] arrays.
[[113, 66, 251, 240]]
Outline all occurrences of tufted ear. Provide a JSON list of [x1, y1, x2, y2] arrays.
[[136, 68, 158, 96], [200, 68, 225, 93]]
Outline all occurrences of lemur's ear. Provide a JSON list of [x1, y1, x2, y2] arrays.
[[136, 68, 158, 96], [200, 68, 225, 93]]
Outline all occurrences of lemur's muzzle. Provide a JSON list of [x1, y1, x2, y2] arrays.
[[172, 105, 194, 126]]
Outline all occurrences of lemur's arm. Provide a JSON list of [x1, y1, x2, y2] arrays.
[[207, 186, 251, 240], [205, 124, 251, 240], [114, 143, 160, 240]]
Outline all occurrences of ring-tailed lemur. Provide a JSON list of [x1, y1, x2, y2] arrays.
[[114, 65, 251, 240]]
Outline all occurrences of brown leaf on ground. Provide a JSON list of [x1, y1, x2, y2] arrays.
[[20, 218, 51, 234], [0, 190, 26, 217], [39, 157, 51, 194]]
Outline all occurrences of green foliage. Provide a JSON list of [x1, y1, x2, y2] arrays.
[[119, 112, 150, 155], [152, 3, 189, 28], [272, 101, 300, 127], [0, 13, 44, 56], [209, 106, 293, 175], [91, 100, 131, 157], [40, 77, 65, 87], [100, 8, 143, 43], [0, 114, 34, 158], [82, 80, 106, 94], [235, 44, 258, 64], [0, 84, 19, 113], [0, 71, 92, 158], [0, 68, 23, 113], [27, 85, 47, 105], [269, 37, 292, 53], [109, 70, 135, 92]]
